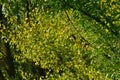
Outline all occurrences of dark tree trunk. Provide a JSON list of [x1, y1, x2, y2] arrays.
[[0, 4, 15, 78]]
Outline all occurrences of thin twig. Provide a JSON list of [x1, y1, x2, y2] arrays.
[[64, 10, 90, 45]]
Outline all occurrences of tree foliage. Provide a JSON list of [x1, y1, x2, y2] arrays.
[[0, 0, 120, 80]]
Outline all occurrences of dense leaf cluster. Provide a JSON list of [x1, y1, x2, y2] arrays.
[[0, 0, 120, 80]]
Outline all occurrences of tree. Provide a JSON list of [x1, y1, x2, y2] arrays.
[[0, 0, 120, 79], [0, 3, 15, 79]]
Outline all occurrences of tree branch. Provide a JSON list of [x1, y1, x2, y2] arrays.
[[64, 10, 90, 45]]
